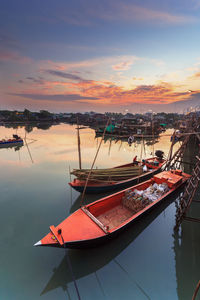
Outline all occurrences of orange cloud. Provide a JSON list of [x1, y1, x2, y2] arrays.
[[12, 66, 194, 108], [188, 71, 200, 79], [112, 60, 134, 71], [133, 77, 144, 81]]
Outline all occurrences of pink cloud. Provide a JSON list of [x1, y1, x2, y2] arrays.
[[76, 2, 197, 25], [0, 50, 32, 64], [112, 61, 134, 71]]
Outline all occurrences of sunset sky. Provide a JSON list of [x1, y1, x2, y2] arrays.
[[1, 0, 200, 113]]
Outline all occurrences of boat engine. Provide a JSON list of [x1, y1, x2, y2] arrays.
[[155, 150, 164, 160]]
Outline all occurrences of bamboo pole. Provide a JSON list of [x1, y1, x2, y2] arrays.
[[140, 135, 143, 161], [192, 280, 200, 300], [80, 118, 110, 207], [72, 165, 141, 173], [69, 165, 72, 182], [152, 114, 155, 157], [77, 117, 82, 170], [24, 130, 34, 164], [168, 130, 176, 162], [108, 139, 112, 156]]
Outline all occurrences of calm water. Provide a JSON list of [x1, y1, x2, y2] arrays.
[[0, 124, 199, 300]]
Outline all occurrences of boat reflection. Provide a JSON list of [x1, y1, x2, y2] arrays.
[[41, 193, 180, 296], [173, 190, 200, 299], [0, 142, 24, 151], [95, 132, 159, 146]]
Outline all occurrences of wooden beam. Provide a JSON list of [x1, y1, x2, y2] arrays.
[[81, 207, 109, 234], [183, 216, 200, 224]]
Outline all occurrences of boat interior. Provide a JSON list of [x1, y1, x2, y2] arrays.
[[86, 170, 183, 231]]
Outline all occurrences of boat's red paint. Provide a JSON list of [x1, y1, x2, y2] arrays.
[[36, 170, 190, 249], [41, 208, 106, 247]]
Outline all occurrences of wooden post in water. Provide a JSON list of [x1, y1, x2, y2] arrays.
[[24, 129, 34, 164], [151, 113, 155, 157], [77, 118, 82, 170], [192, 280, 200, 300]]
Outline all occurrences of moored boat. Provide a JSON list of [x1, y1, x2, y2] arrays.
[[35, 169, 190, 249], [0, 134, 23, 147], [69, 154, 165, 194]]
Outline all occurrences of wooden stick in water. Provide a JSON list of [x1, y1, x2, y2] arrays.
[[77, 117, 82, 170], [69, 165, 72, 182], [192, 280, 200, 300]]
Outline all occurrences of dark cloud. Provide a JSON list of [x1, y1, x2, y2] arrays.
[[126, 84, 171, 94], [26, 76, 45, 84], [172, 92, 200, 108], [9, 93, 99, 101], [45, 69, 87, 81]]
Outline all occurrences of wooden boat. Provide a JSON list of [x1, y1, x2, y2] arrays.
[[34, 169, 190, 249], [69, 156, 165, 194], [0, 134, 23, 148], [41, 194, 177, 296]]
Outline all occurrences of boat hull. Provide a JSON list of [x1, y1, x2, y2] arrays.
[[69, 169, 160, 194], [55, 183, 188, 249], [0, 140, 23, 148]]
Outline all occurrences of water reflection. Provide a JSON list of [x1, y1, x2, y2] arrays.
[[95, 131, 160, 147], [0, 143, 24, 151], [41, 195, 177, 297], [4, 122, 57, 133], [173, 189, 200, 300], [0, 123, 198, 300]]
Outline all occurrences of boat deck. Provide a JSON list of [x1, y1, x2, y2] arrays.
[[97, 204, 133, 230]]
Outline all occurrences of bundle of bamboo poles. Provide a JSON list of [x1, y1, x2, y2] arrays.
[[71, 165, 143, 181]]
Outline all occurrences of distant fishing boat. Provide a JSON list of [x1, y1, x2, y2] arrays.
[[0, 134, 23, 147], [34, 169, 190, 249], [69, 152, 165, 194]]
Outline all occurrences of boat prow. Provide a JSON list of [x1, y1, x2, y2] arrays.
[[34, 240, 42, 246]]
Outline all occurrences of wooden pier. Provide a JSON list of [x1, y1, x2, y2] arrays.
[[165, 112, 200, 229]]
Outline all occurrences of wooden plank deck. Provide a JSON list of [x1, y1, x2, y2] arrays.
[[97, 204, 133, 230]]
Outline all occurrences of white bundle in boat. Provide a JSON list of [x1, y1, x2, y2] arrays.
[[133, 182, 169, 202]]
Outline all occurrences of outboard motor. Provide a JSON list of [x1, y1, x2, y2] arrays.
[[13, 134, 20, 140], [155, 150, 164, 160]]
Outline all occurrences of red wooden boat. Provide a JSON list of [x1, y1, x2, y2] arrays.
[[69, 156, 165, 194], [35, 169, 190, 249]]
